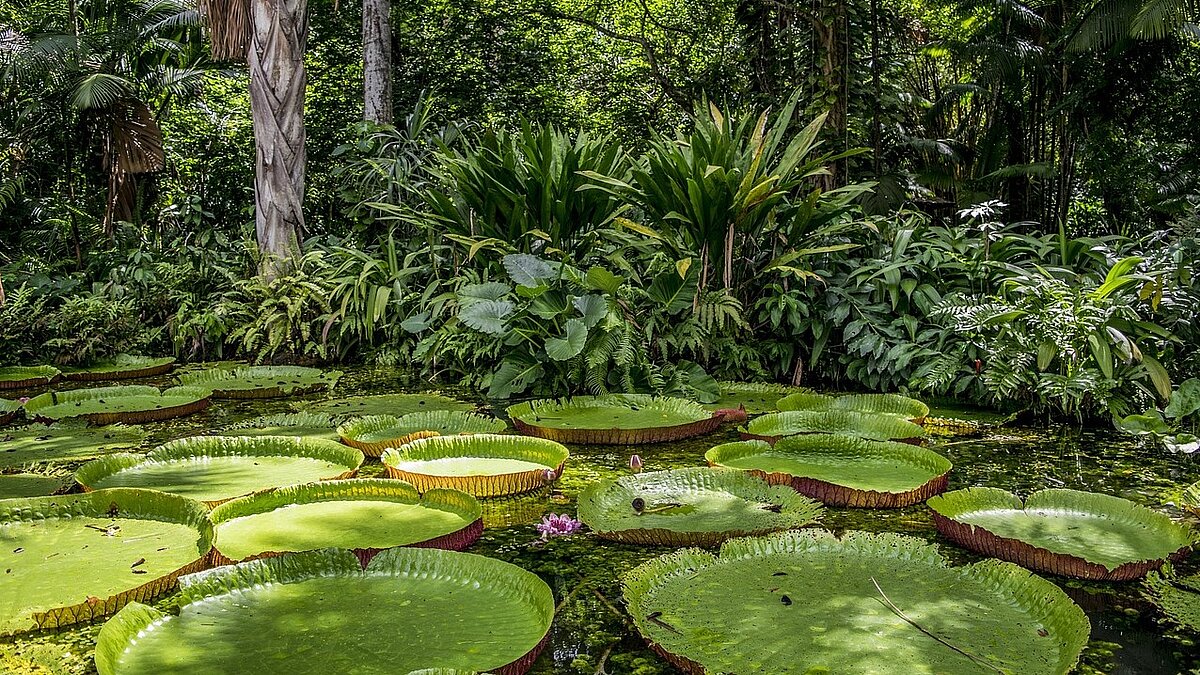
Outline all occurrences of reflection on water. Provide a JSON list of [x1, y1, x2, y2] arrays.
[[2, 366, 1197, 674]]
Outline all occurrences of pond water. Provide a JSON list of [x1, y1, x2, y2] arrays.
[[2, 366, 1198, 674]]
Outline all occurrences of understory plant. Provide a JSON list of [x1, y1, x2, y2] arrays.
[[915, 256, 1172, 418], [411, 252, 719, 400]]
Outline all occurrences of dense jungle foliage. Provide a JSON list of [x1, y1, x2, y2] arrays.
[[1, 0, 1198, 424]]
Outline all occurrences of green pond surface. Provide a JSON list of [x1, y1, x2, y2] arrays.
[[2, 366, 1199, 674]]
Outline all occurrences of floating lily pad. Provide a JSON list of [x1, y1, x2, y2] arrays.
[[382, 434, 568, 497], [740, 410, 926, 443], [1144, 565, 1200, 632], [301, 392, 476, 417], [178, 366, 342, 399], [0, 366, 61, 390], [339, 411, 508, 457], [76, 436, 363, 507], [777, 392, 930, 423], [578, 467, 822, 546], [61, 355, 176, 382], [0, 473, 70, 499], [95, 548, 554, 675], [508, 394, 726, 445], [705, 382, 805, 414], [0, 399, 18, 426], [928, 487, 1195, 580], [216, 413, 340, 441], [623, 529, 1090, 675], [0, 424, 147, 469], [23, 386, 211, 425], [706, 436, 951, 508], [209, 479, 483, 565], [0, 488, 213, 635]]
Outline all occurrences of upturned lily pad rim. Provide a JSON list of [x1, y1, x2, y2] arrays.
[[75, 435, 365, 507], [705, 435, 952, 508], [0, 488, 213, 635], [382, 434, 568, 497], [61, 355, 176, 382], [22, 385, 212, 425], [208, 478, 483, 563], [338, 411, 508, 457], [94, 547, 555, 675], [0, 365, 62, 389], [577, 467, 822, 547], [928, 487, 1196, 580], [0, 398, 19, 425], [740, 409, 927, 443], [776, 391, 930, 423], [623, 529, 1091, 675], [178, 365, 343, 399], [299, 392, 477, 417], [507, 394, 727, 445]]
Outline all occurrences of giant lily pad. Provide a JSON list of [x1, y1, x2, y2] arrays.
[[23, 385, 211, 425], [578, 467, 822, 546], [0, 488, 212, 634], [1144, 565, 1200, 632], [928, 487, 1195, 580], [301, 392, 475, 417], [76, 436, 363, 507], [208, 479, 483, 565], [741, 410, 926, 444], [61, 355, 176, 382], [0, 366, 61, 390], [0, 473, 70, 499], [95, 548, 554, 675], [0, 423, 147, 469], [0, 399, 18, 426], [623, 529, 1090, 675], [216, 412, 340, 441], [508, 394, 727, 445], [178, 365, 342, 399], [339, 411, 508, 457], [706, 382, 805, 415], [382, 434, 567, 497], [706, 435, 951, 508], [777, 392, 930, 423]]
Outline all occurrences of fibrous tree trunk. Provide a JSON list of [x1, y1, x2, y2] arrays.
[[248, 0, 307, 275], [362, 0, 392, 124]]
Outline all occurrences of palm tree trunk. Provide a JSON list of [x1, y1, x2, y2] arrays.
[[362, 0, 392, 124], [249, 0, 306, 275]]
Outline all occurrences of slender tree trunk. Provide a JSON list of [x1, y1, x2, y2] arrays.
[[249, 0, 307, 275], [362, 0, 393, 124]]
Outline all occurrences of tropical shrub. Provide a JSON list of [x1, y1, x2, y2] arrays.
[[916, 257, 1171, 418]]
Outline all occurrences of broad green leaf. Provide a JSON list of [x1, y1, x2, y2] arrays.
[[1037, 342, 1057, 371], [647, 265, 699, 314], [585, 266, 624, 295], [545, 319, 588, 361], [458, 299, 514, 335], [1142, 355, 1172, 400], [502, 254, 556, 288], [1166, 379, 1200, 420], [573, 294, 607, 327]]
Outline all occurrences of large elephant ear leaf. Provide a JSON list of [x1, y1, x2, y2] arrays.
[[546, 319, 588, 361], [1166, 379, 1200, 420], [458, 299, 514, 335], [503, 253, 556, 288], [1114, 409, 1173, 435], [647, 264, 699, 314], [457, 282, 511, 305], [573, 294, 608, 327], [585, 266, 624, 295]]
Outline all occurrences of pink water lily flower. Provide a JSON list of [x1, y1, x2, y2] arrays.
[[536, 513, 582, 540]]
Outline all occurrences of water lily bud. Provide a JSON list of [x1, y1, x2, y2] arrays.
[[629, 454, 643, 473]]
